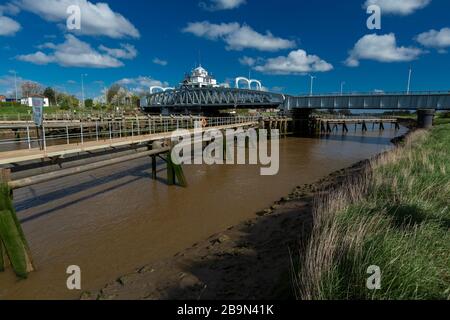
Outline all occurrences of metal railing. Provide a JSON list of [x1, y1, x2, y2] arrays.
[[0, 112, 147, 122], [295, 90, 450, 97], [0, 116, 260, 152]]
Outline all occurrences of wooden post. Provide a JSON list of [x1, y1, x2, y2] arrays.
[[166, 153, 175, 186], [173, 164, 187, 188], [343, 123, 349, 133], [166, 148, 188, 187], [362, 121, 368, 132], [0, 169, 35, 278]]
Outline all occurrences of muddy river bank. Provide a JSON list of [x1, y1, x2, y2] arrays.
[[0, 126, 407, 299]]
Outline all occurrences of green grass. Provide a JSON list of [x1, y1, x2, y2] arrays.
[[0, 103, 67, 117], [295, 125, 450, 300], [0, 102, 141, 120]]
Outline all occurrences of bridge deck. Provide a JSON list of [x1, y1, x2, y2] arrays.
[[0, 121, 258, 165]]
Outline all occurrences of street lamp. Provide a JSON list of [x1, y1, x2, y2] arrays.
[[309, 74, 316, 96], [81, 73, 88, 108], [340, 81, 346, 96], [407, 67, 412, 95], [11, 70, 18, 102], [94, 80, 106, 106]]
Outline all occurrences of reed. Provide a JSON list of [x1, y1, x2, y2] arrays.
[[295, 125, 450, 300]]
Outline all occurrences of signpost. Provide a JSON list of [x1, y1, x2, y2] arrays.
[[31, 98, 45, 150]]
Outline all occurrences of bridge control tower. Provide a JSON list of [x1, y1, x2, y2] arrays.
[[181, 65, 226, 88]]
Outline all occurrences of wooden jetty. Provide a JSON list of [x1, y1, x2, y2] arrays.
[[315, 116, 400, 133]]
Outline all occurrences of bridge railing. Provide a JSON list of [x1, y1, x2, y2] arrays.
[[0, 112, 155, 122], [0, 116, 260, 152], [295, 90, 450, 97]]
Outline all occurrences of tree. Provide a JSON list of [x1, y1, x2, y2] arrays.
[[59, 93, 80, 110], [132, 94, 141, 107], [20, 81, 43, 98], [85, 98, 93, 109], [107, 84, 121, 104], [43, 87, 56, 106]]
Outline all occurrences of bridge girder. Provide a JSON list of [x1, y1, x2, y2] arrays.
[[141, 86, 284, 110], [141, 87, 450, 111], [284, 93, 450, 111]]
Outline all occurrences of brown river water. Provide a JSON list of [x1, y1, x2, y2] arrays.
[[0, 126, 407, 299]]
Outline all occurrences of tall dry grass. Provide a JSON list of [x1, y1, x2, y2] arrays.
[[294, 128, 450, 300]]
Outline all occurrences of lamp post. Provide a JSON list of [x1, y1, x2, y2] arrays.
[[341, 81, 346, 96], [407, 67, 412, 95], [11, 70, 18, 102], [81, 73, 87, 108], [309, 74, 316, 96]]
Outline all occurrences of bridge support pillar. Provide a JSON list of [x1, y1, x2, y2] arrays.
[[291, 108, 314, 136], [417, 109, 435, 129]]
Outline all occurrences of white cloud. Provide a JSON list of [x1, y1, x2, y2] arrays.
[[364, 0, 431, 15], [116, 76, 169, 92], [253, 49, 333, 75], [183, 21, 295, 52], [17, 35, 134, 68], [346, 33, 424, 67], [17, 51, 54, 65], [239, 56, 257, 66], [416, 28, 450, 51], [0, 73, 31, 96], [152, 58, 168, 66], [200, 0, 246, 11], [14, 0, 140, 38], [98, 44, 137, 59], [0, 3, 20, 15], [0, 15, 21, 36]]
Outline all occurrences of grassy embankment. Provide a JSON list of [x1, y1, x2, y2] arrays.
[[295, 120, 450, 300], [0, 102, 139, 119], [0, 103, 68, 118]]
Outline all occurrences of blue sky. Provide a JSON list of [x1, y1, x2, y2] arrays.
[[1, 0, 450, 99]]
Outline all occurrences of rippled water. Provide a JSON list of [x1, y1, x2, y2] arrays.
[[0, 125, 407, 299]]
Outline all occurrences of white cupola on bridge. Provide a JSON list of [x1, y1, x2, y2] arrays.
[[182, 65, 218, 88]]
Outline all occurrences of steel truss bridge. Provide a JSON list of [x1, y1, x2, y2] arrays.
[[141, 87, 450, 112], [141, 87, 283, 111]]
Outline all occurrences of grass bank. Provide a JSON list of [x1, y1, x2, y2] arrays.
[[295, 124, 450, 300]]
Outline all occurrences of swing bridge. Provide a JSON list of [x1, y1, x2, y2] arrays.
[[141, 88, 450, 112]]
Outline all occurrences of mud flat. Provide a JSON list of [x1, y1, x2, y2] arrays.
[[84, 140, 408, 300], [0, 126, 406, 299]]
